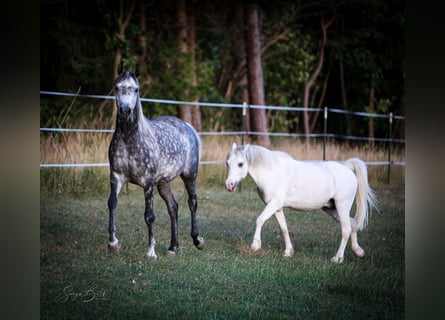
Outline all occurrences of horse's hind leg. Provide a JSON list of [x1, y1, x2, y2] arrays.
[[181, 175, 204, 250], [274, 209, 294, 257], [331, 201, 355, 263], [322, 199, 340, 222], [157, 181, 179, 256], [350, 219, 365, 258], [322, 201, 364, 260]]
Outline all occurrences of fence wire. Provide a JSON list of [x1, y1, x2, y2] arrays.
[[40, 91, 405, 171]]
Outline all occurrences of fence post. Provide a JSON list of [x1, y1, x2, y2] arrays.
[[387, 112, 393, 184], [323, 107, 328, 160], [241, 101, 248, 145]]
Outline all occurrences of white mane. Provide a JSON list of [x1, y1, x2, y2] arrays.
[[245, 145, 294, 169]]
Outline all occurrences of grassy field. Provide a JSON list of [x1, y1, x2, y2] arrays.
[[40, 174, 404, 319], [40, 125, 404, 319]]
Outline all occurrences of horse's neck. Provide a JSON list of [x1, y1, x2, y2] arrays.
[[246, 160, 267, 189], [247, 165, 270, 188], [115, 108, 153, 138], [115, 117, 139, 134], [247, 148, 282, 188]]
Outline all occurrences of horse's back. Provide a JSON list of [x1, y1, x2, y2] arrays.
[[151, 116, 201, 177], [319, 160, 358, 201], [151, 116, 200, 153], [277, 159, 357, 210]]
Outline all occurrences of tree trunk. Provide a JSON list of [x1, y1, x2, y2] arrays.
[[176, 0, 192, 124], [303, 15, 335, 148], [111, 0, 136, 127], [310, 49, 333, 133], [244, 4, 270, 147], [138, 0, 147, 67], [176, 0, 201, 130], [187, 4, 201, 131], [234, 3, 251, 133]]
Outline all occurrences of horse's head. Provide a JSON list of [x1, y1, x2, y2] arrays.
[[225, 143, 250, 192], [114, 62, 140, 115]]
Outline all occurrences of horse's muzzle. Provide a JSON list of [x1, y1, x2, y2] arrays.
[[119, 103, 132, 112], [225, 180, 238, 192]]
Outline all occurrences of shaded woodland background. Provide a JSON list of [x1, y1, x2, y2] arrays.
[[40, 0, 404, 146]]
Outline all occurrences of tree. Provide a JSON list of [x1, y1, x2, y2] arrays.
[[109, 0, 136, 126], [177, 0, 192, 124], [40, 0, 404, 142], [187, 2, 202, 131], [176, 0, 201, 131], [303, 14, 336, 147], [244, 3, 270, 146]]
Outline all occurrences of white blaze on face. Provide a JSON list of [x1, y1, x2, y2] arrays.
[[116, 77, 139, 110]]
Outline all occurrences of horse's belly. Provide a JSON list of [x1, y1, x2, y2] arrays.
[[284, 196, 332, 211], [284, 180, 334, 211]]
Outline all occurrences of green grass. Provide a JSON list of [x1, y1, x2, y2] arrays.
[[41, 177, 404, 319]]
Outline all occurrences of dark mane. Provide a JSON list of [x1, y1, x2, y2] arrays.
[[114, 70, 139, 86]]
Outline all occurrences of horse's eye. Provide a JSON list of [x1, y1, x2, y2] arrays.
[[115, 86, 119, 91], [135, 88, 139, 93], [238, 162, 243, 168]]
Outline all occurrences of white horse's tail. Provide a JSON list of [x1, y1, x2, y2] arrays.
[[345, 158, 378, 231]]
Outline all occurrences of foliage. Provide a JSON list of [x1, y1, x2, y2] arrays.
[[41, 0, 404, 137], [263, 30, 317, 132], [341, 0, 405, 114]]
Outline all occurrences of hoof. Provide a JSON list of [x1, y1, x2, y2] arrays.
[[166, 250, 176, 257], [251, 239, 261, 252], [283, 248, 294, 257], [147, 252, 157, 261], [147, 247, 157, 260], [108, 240, 120, 252], [353, 248, 366, 259], [331, 256, 344, 264], [194, 236, 205, 250]]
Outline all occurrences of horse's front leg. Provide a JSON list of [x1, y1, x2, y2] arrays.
[[107, 172, 124, 251], [144, 184, 157, 260], [251, 199, 282, 252], [274, 209, 294, 257]]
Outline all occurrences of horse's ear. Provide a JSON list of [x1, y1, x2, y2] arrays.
[[244, 144, 250, 153], [134, 64, 139, 78], [117, 61, 124, 75], [232, 142, 237, 150]]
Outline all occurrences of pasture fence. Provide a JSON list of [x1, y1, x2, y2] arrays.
[[40, 91, 405, 183]]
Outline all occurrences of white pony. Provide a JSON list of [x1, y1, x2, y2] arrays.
[[225, 143, 378, 263]]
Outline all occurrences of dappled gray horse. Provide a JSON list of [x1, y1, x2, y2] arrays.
[[107, 62, 204, 259]]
